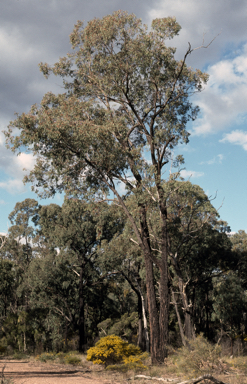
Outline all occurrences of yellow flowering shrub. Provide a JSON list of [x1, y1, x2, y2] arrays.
[[86, 335, 148, 369]]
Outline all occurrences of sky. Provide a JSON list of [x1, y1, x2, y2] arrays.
[[0, 0, 246, 234]]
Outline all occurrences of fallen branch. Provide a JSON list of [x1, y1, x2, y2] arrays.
[[129, 376, 177, 382], [176, 374, 229, 384], [130, 374, 229, 384]]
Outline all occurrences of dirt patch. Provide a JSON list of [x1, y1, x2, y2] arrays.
[[1, 359, 243, 384], [0, 359, 122, 384]]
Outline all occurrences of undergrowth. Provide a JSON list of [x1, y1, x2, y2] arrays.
[[167, 334, 227, 379], [35, 351, 82, 365]]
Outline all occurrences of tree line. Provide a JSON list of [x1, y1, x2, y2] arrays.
[[1, 10, 246, 363], [1, 193, 246, 357]]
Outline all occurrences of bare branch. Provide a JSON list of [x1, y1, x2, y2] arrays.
[[130, 238, 139, 246], [0, 233, 7, 250], [191, 30, 222, 52]]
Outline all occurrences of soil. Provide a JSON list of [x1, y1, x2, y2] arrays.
[[0, 359, 124, 384], [1, 359, 243, 384]]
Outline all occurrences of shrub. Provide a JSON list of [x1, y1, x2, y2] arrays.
[[12, 352, 29, 360], [64, 354, 81, 365], [168, 334, 225, 379], [56, 352, 66, 364], [36, 352, 56, 362], [87, 335, 148, 370]]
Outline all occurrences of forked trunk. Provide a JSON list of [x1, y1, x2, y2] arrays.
[[171, 288, 187, 347], [140, 197, 169, 363], [178, 278, 195, 340]]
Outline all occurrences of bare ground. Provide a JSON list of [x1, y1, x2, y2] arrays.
[[1, 359, 246, 384], [0, 359, 124, 384]]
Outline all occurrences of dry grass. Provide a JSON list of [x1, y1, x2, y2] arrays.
[[2, 348, 247, 384]]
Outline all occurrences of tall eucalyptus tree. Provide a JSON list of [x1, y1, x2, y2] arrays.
[[5, 11, 208, 362]]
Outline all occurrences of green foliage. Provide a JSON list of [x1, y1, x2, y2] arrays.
[[5, 10, 207, 201], [168, 334, 224, 378], [0, 344, 6, 355], [97, 312, 138, 340], [36, 351, 82, 365], [86, 335, 147, 369], [12, 352, 29, 360], [64, 354, 82, 365], [213, 271, 247, 334], [36, 352, 56, 362]]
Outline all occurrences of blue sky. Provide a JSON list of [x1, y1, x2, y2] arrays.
[[0, 0, 246, 234]]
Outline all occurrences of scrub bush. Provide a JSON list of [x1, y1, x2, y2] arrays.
[[86, 335, 148, 370], [168, 334, 225, 378], [64, 353, 81, 365], [36, 352, 56, 362]]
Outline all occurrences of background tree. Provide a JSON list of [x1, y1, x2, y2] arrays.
[[36, 197, 123, 351], [213, 271, 247, 355]]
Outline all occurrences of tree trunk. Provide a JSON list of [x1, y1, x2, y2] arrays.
[[170, 254, 195, 341], [171, 288, 187, 347], [144, 254, 161, 363], [140, 203, 167, 364], [178, 278, 195, 340], [140, 286, 149, 352], [137, 290, 144, 349], [78, 265, 85, 352], [65, 319, 68, 352], [158, 197, 170, 360], [159, 257, 169, 360]]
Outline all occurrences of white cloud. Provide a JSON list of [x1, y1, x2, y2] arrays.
[[200, 154, 224, 165], [0, 131, 36, 194], [149, 0, 247, 67], [220, 130, 247, 151], [180, 170, 204, 179], [191, 45, 247, 136], [14, 153, 36, 173], [149, 1, 247, 137], [0, 179, 26, 194]]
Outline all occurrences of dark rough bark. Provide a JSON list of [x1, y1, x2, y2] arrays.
[[78, 265, 85, 353], [158, 199, 170, 360], [144, 253, 161, 363], [140, 204, 168, 364], [159, 257, 169, 359], [178, 278, 195, 340], [137, 291, 145, 350], [122, 271, 146, 351]]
